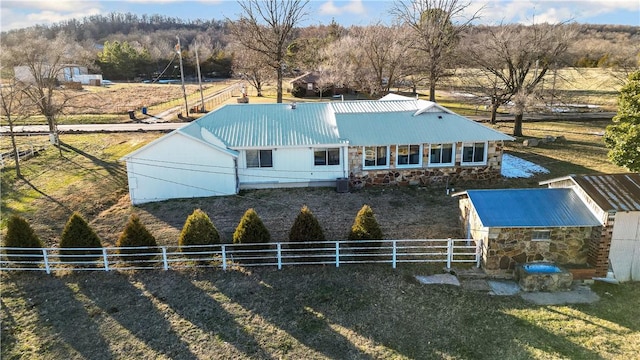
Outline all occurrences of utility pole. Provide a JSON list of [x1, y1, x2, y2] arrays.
[[176, 35, 189, 117], [195, 44, 205, 112]]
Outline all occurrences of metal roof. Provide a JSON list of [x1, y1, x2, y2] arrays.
[[175, 99, 513, 149], [191, 102, 341, 148], [330, 99, 436, 113], [571, 173, 640, 212], [466, 188, 602, 228], [336, 112, 513, 146]]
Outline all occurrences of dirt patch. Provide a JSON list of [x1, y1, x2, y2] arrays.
[[92, 186, 463, 247], [63, 84, 214, 114]]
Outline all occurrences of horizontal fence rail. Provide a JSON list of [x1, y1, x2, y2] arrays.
[[0, 239, 481, 273]]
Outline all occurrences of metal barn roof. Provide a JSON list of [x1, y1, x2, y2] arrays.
[[572, 174, 640, 212], [466, 188, 602, 228]]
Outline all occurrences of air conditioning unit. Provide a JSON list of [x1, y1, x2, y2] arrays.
[[336, 177, 349, 193]]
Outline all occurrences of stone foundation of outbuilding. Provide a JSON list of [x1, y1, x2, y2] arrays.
[[483, 226, 602, 273]]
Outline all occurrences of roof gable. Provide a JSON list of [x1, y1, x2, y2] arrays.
[[541, 173, 640, 212], [466, 188, 602, 228]]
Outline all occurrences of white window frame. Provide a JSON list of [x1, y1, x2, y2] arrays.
[[428, 143, 455, 168], [363, 146, 389, 169], [314, 148, 341, 166], [461, 141, 488, 166], [396, 144, 422, 168], [531, 230, 551, 241], [246, 149, 273, 168]]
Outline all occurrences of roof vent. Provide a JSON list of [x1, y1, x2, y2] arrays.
[[290, 102, 297, 109], [438, 115, 443, 119]]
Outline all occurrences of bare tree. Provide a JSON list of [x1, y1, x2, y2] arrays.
[[323, 24, 411, 97], [464, 23, 576, 136], [392, 0, 481, 102], [1, 30, 91, 145], [0, 78, 33, 177], [228, 43, 272, 97], [228, 0, 309, 103]]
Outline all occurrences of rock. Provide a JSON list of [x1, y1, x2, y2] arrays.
[[523, 138, 540, 147]]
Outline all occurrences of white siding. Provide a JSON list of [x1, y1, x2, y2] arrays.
[[610, 211, 640, 282], [126, 133, 237, 204], [238, 147, 346, 188]]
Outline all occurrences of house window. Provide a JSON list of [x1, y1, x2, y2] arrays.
[[314, 148, 340, 166], [364, 146, 388, 168], [532, 230, 551, 241], [397, 145, 421, 167], [246, 150, 273, 168], [461, 142, 486, 165], [429, 143, 454, 166]]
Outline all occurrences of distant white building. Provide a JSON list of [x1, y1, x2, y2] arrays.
[[14, 64, 102, 85]]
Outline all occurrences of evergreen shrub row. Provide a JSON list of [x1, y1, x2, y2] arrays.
[[3, 205, 383, 266]]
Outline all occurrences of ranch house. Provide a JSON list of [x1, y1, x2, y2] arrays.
[[121, 96, 513, 205]]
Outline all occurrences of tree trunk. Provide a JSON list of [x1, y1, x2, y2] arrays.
[[276, 66, 283, 103], [490, 101, 499, 125], [46, 115, 59, 146], [513, 113, 524, 137], [8, 122, 21, 178], [429, 83, 436, 102]]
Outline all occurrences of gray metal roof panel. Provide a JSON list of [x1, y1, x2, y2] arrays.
[[572, 173, 640, 212], [467, 188, 602, 228], [336, 112, 514, 146]]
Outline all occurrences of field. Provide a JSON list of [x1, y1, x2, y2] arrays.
[[1, 67, 636, 359], [2, 266, 639, 359]]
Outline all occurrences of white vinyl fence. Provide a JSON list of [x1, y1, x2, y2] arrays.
[[0, 239, 481, 273]]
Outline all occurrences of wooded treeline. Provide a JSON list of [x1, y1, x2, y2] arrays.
[[2, 11, 637, 84]]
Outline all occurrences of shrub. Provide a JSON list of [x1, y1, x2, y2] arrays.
[[59, 212, 103, 264], [3, 215, 43, 265], [348, 205, 383, 241], [116, 214, 158, 264], [179, 209, 220, 258], [288, 205, 326, 263], [233, 208, 270, 244], [232, 208, 271, 264], [289, 205, 325, 242]]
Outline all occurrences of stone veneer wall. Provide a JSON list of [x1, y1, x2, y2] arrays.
[[348, 141, 504, 188], [483, 226, 602, 272]]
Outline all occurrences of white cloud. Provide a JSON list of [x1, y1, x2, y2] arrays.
[[1, 0, 98, 12], [481, 0, 640, 24], [1, 1, 102, 31], [319, 0, 366, 16]]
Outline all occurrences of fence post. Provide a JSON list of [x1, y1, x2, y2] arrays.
[[277, 243, 282, 270], [335, 241, 340, 268], [476, 239, 482, 268], [447, 238, 452, 269], [392, 240, 397, 269], [161, 247, 169, 270], [42, 248, 51, 274], [102, 248, 109, 271], [221, 244, 227, 271]]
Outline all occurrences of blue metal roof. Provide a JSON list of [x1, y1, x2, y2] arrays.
[[466, 188, 602, 228]]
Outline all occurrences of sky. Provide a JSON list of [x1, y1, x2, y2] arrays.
[[1, 0, 639, 32]]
